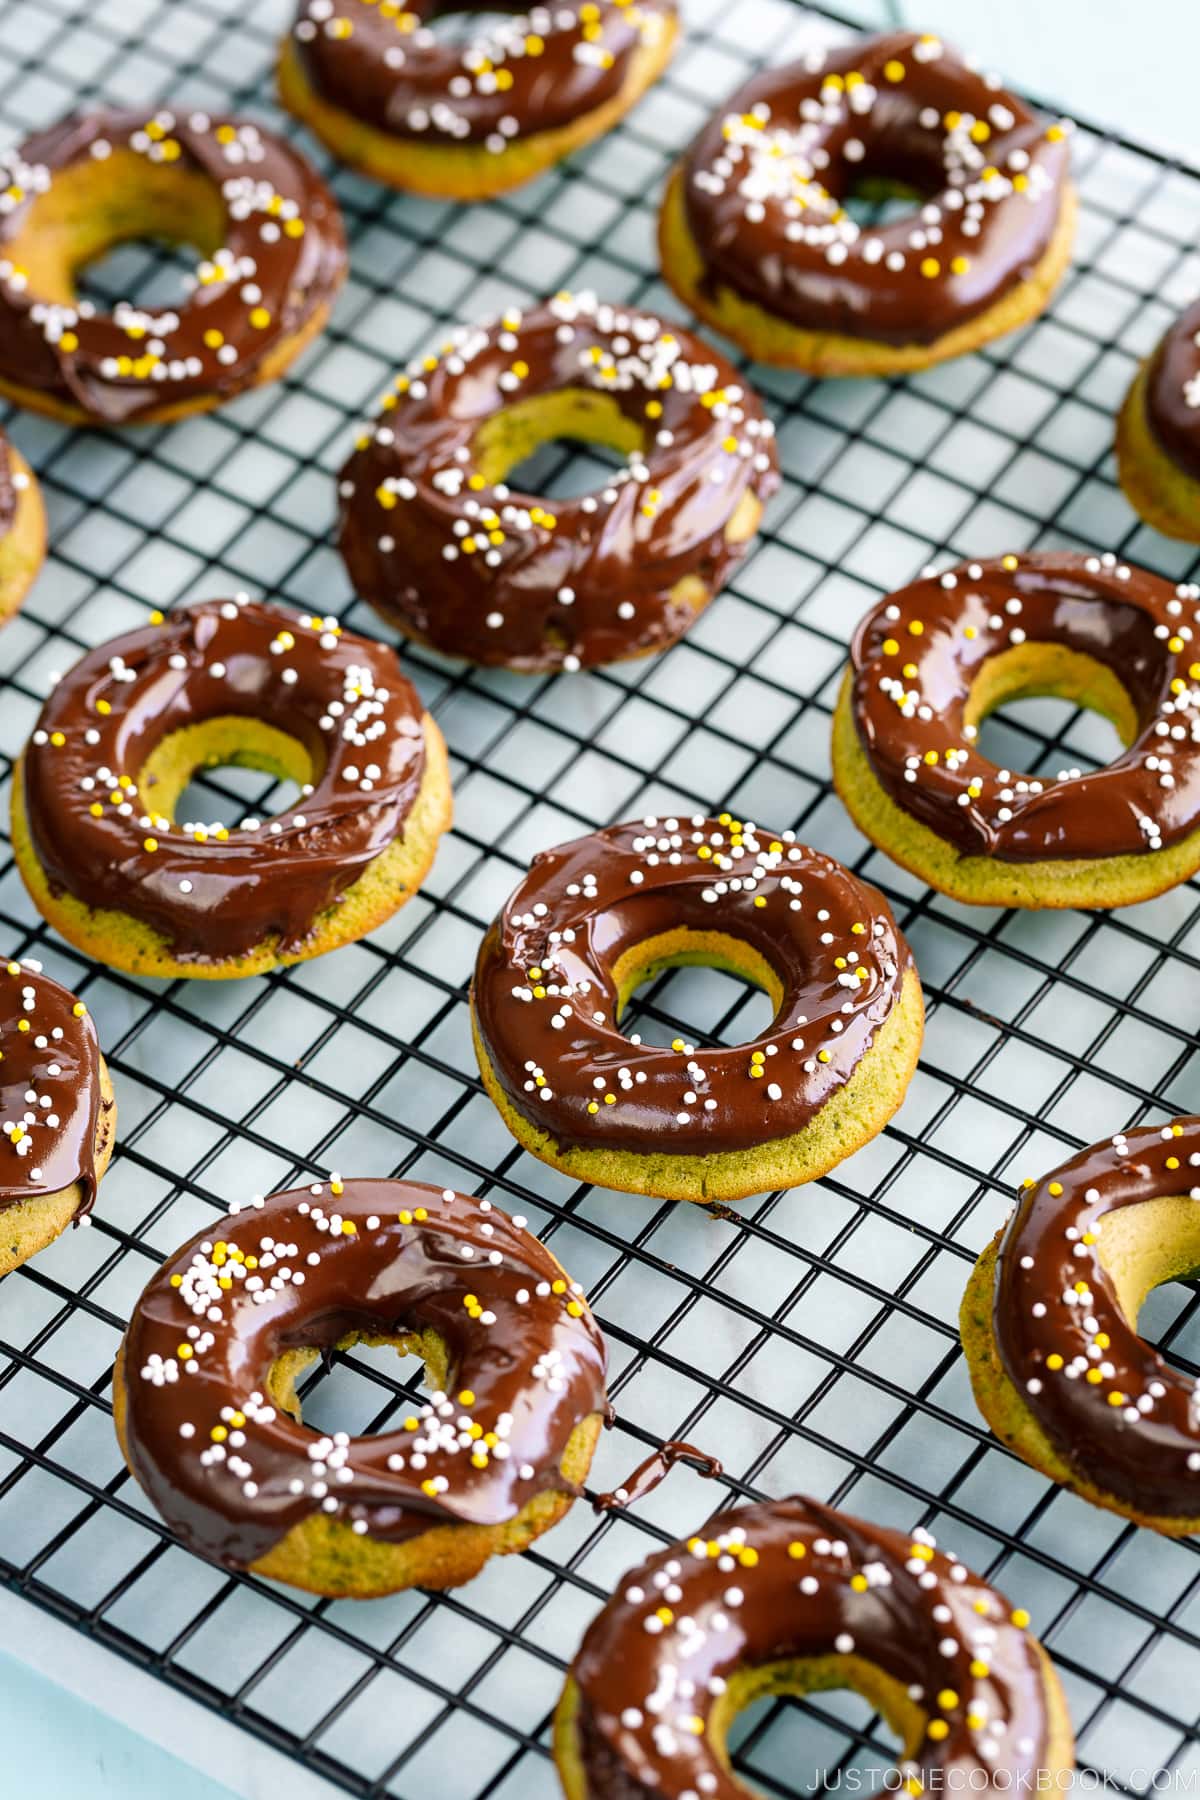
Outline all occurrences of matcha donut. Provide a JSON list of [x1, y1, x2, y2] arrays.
[[471, 814, 923, 1202], [13, 597, 452, 978], [0, 108, 345, 425], [113, 1179, 607, 1597], [658, 30, 1075, 377], [0, 434, 45, 626], [833, 550, 1200, 908], [555, 1495, 1074, 1797], [1116, 298, 1200, 542], [962, 1117, 1200, 1536], [0, 958, 115, 1276], [337, 291, 778, 672], [279, 0, 678, 201]]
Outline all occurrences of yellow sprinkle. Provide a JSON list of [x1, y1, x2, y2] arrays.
[[920, 257, 941, 279], [210, 1425, 227, 1441], [143, 837, 158, 853], [1048, 1181, 1063, 1196], [249, 306, 271, 329], [883, 58, 905, 81], [72, 1003, 87, 1018], [908, 620, 924, 636], [937, 1688, 959, 1711], [927, 1720, 950, 1742], [1108, 1390, 1126, 1407], [1011, 1608, 1030, 1629], [882, 637, 899, 655], [969, 1659, 990, 1678], [1046, 1353, 1064, 1371], [458, 1389, 475, 1406]]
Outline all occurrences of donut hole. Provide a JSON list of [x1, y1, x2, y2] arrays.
[[137, 717, 316, 835], [1097, 1197, 1200, 1352], [612, 927, 782, 1051], [415, 6, 535, 45], [712, 1654, 914, 1785], [268, 1327, 451, 1438], [471, 388, 645, 502], [964, 642, 1139, 783], [4, 146, 225, 313]]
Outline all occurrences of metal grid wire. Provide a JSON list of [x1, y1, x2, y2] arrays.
[[0, 0, 1198, 1793]]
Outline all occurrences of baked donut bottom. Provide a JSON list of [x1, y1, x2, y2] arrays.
[[0, 449, 46, 626], [554, 1641, 1075, 1798], [831, 665, 1200, 910], [277, 23, 678, 202], [471, 957, 923, 1204], [657, 168, 1078, 377], [12, 711, 453, 980], [111, 1325, 603, 1599], [1, 1056, 116, 1276], [961, 1200, 1200, 1537], [1116, 361, 1200, 543]]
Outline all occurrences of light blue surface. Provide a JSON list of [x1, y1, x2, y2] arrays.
[[0, 1652, 239, 1800]]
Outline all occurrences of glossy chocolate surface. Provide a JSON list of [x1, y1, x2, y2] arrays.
[[1145, 298, 1200, 484], [848, 551, 1200, 862], [994, 1118, 1200, 1520], [679, 30, 1071, 346], [593, 1440, 723, 1512], [0, 109, 344, 423], [0, 959, 104, 1214], [120, 1179, 608, 1568], [472, 816, 913, 1157], [569, 1496, 1050, 1797], [23, 598, 429, 962], [338, 290, 779, 672], [291, 0, 677, 149]]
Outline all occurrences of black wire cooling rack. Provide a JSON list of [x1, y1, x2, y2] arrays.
[[1, 0, 1199, 1794]]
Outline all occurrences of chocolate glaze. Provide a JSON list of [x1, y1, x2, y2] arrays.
[[119, 1179, 608, 1569], [993, 1118, 1200, 1521], [568, 1496, 1052, 1797], [0, 959, 105, 1216], [291, 0, 676, 149], [1145, 298, 1200, 485], [23, 598, 430, 963], [679, 31, 1071, 347], [593, 1440, 723, 1512], [0, 109, 345, 423], [471, 816, 913, 1158], [337, 290, 779, 672], [848, 551, 1200, 862]]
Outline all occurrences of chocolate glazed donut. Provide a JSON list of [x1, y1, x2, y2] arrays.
[[279, 1, 679, 200], [660, 30, 1074, 374], [555, 1496, 1073, 1797], [0, 427, 46, 626], [0, 109, 345, 425], [1117, 297, 1200, 542], [963, 1118, 1200, 1536], [833, 550, 1200, 908], [338, 291, 779, 672], [0, 958, 116, 1276], [471, 814, 923, 1201], [114, 1180, 608, 1595], [13, 598, 452, 977]]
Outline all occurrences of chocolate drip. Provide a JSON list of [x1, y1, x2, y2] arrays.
[[291, 0, 677, 147], [0, 959, 103, 1215], [472, 817, 913, 1158], [993, 1118, 1200, 1520], [338, 293, 778, 673], [119, 1180, 608, 1569], [593, 1440, 723, 1512], [679, 31, 1070, 347], [569, 1496, 1051, 1797], [22, 598, 429, 963], [848, 551, 1200, 862], [1145, 298, 1200, 484], [0, 110, 345, 423]]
